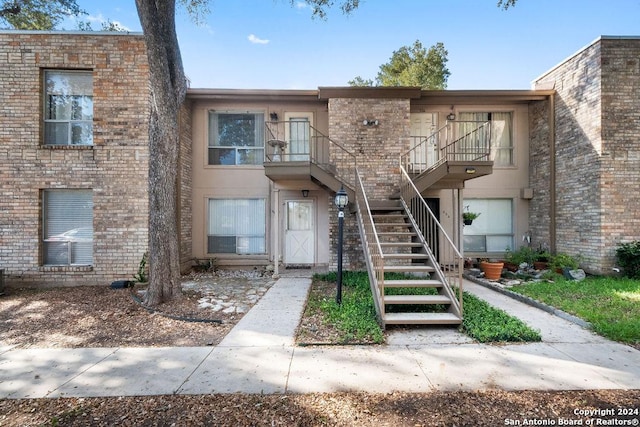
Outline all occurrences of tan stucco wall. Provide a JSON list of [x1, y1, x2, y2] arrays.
[[189, 97, 331, 267]]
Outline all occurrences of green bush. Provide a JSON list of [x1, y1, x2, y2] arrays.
[[504, 246, 537, 266], [616, 241, 640, 279], [549, 253, 579, 271]]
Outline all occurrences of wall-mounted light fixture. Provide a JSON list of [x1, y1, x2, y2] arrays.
[[302, 189, 309, 198], [465, 167, 476, 174], [270, 112, 278, 121], [362, 119, 379, 126], [446, 106, 456, 121]]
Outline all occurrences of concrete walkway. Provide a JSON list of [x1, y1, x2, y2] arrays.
[[1, 277, 639, 399]]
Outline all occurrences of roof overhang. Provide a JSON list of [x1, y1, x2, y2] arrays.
[[415, 90, 555, 105], [186, 88, 320, 102], [318, 86, 422, 100]]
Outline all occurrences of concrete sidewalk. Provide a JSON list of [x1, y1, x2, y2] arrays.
[[1, 278, 639, 399]]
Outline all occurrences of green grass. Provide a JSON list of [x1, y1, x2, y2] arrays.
[[510, 276, 640, 343], [461, 292, 542, 343], [312, 271, 541, 344], [312, 271, 385, 344]]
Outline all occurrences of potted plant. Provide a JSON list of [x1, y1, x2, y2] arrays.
[[533, 249, 552, 270], [479, 259, 504, 280], [549, 253, 579, 274], [462, 211, 480, 226]]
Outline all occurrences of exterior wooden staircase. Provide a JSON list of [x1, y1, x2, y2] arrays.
[[370, 200, 462, 325], [355, 170, 464, 328]]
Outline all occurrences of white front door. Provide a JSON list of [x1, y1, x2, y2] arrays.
[[410, 113, 438, 171], [284, 200, 314, 264]]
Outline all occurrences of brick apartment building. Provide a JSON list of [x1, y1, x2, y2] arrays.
[[1, 31, 638, 288]]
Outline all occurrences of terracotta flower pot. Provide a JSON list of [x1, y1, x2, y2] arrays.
[[480, 261, 504, 280]]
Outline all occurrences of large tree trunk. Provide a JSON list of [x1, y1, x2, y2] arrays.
[[135, 0, 187, 306]]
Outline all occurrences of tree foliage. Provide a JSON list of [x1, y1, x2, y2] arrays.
[[497, 0, 517, 9], [0, 0, 84, 30], [350, 40, 450, 90]]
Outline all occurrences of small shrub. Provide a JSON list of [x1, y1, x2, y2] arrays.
[[549, 253, 579, 271], [616, 241, 640, 279], [133, 252, 148, 283], [504, 246, 537, 266]]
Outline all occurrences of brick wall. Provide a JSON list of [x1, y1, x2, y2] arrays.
[[599, 38, 640, 271], [327, 97, 411, 269], [179, 101, 193, 272], [528, 100, 552, 251], [533, 37, 640, 273], [0, 31, 150, 286]]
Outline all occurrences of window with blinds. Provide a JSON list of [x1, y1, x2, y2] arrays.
[[42, 190, 94, 265], [458, 112, 513, 166], [207, 198, 265, 254], [44, 70, 93, 146]]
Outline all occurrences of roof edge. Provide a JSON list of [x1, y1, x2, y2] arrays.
[[187, 88, 320, 101], [0, 29, 143, 36], [318, 86, 422, 100], [531, 35, 640, 86]]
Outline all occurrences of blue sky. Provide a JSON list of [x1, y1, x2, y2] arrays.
[[67, 0, 640, 90]]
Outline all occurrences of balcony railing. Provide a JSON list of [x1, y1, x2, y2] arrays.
[[265, 120, 357, 189], [401, 121, 492, 175]]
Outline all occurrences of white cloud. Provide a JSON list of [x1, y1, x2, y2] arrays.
[[295, 1, 310, 10], [248, 34, 269, 45]]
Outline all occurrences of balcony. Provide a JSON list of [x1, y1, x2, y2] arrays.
[[402, 121, 494, 192], [263, 121, 356, 199]]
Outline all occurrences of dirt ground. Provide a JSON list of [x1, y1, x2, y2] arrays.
[[1, 278, 638, 426]]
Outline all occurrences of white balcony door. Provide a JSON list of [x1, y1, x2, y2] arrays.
[[410, 113, 438, 170], [285, 112, 313, 161], [284, 200, 314, 264]]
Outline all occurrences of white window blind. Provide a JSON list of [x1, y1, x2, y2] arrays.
[[43, 190, 94, 265], [458, 112, 513, 166], [207, 199, 265, 254]]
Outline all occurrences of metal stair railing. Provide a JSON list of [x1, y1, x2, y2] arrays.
[[401, 121, 492, 175], [265, 120, 357, 190], [354, 168, 385, 324], [399, 164, 464, 318]]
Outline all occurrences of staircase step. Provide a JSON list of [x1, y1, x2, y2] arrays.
[[384, 295, 452, 305], [373, 214, 407, 220], [385, 312, 462, 325], [380, 242, 423, 248], [384, 253, 429, 259], [377, 232, 416, 237], [384, 279, 442, 288], [383, 265, 435, 273], [374, 222, 413, 228], [370, 204, 403, 211]]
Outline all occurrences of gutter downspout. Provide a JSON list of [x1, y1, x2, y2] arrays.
[[273, 188, 280, 279], [549, 93, 556, 254]]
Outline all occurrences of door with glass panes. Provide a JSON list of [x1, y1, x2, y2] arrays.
[[410, 113, 438, 171], [284, 112, 312, 161], [284, 200, 314, 264]]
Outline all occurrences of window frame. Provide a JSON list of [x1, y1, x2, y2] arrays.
[[207, 111, 265, 166], [462, 198, 514, 254], [457, 111, 514, 167], [43, 69, 94, 147], [42, 189, 94, 266], [206, 198, 267, 255]]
